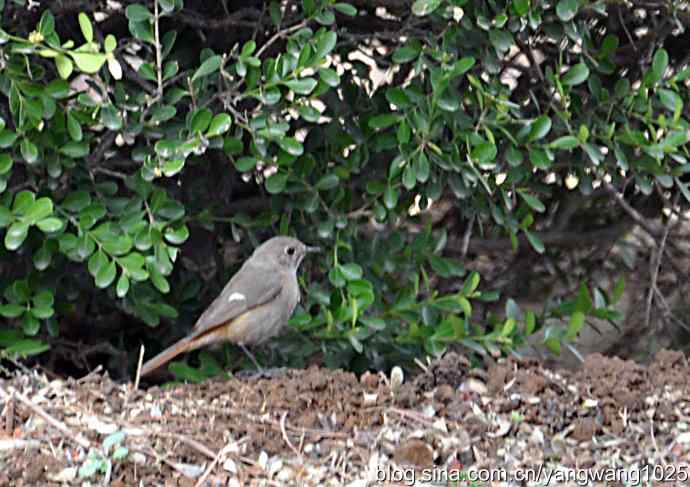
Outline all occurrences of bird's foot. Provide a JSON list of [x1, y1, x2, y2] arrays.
[[235, 367, 288, 381]]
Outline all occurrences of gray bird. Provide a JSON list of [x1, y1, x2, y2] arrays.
[[139, 236, 319, 377]]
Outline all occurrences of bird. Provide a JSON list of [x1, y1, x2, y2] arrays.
[[139, 236, 320, 377]]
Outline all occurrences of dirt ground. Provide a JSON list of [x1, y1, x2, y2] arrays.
[[1, 351, 689, 486]]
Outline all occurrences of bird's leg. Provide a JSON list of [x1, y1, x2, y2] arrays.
[[239, 344, 263, 372], [237, 344, 287, 380]]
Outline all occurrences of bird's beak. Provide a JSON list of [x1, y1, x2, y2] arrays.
[[305, 245, 321, 254]]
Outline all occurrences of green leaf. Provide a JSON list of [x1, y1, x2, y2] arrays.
[[20, 139, 38, 164], [190, 108, 213, 133], [164, 224, 189, 245], [5, 339, 50, 357], [528, 115, 552, 142], [0, 206, 10, 227], [116, 273, 130, 298], [328, 265, 346, 287], [235, 156, 257, 171], [33, 243, 52, 270], [340, 263, 363, 281], [315, 10, 335, 25], [45, 79, 70, 99], [78, 12, 93, 43], [284, 78, 318, 95], [561, 63, 590, 86], [5, 222, 29, 250], [36, 217, 62, 233], [31, 305, 54, 319], [402, 164, 416, 189], [565, 311, 585, 340], [556, 0, 578, 21], [0, 303, 25, 318], [437, 94, 459, 112], [12, 192, 35, 216], [192, 55, 221, 82], [315, 174, 339, 191], [297, 105, 321, 122], [148, 264, 170, 293], [240, 40, 256, 58], [59, 141, 89, 158], [125, 4, 153, 22], [383, 185, 398, 209], [70, 52, 107, 74], [415, 152, 430, 182], [63, 190, 91, 212], [652, 48, 668, 81], [95, 259, 117, 288], [452, 57, 476, 77], [102, 235, 133, 256], [265, 172, 288, 194], [393, 43, 421, 64], [66, 112, 83, 141], [319, 68, 340, 87], [22, 315, 40, 336], [162, 158, 185, 177], [104, 34, 117, 53], [368, 114, 399, 130], [462, 271, 480, 295], [0, 154, 12, 175], [524, 229, 545, 254], [333, 3, 357, 16], [277, 137, 304, 156], [549, 135, 579, 150], [314, 31, 337, 60], [0, 131, 18, 148], [471, 142, 497, 164], [150, 105, 176, 123], [529, 148, 551, 169], [513, 0, 530, 16], [517, 190, 546, 213], [582, 143, 603, 165], [489, 29, 513, 54], [412, 0, 442, 16], [206, 113, 232, 137], [658, 89, 682, 114], [25, 198, 53, 223], [88, 250, 107, 276], [55, 54, 74, 79]]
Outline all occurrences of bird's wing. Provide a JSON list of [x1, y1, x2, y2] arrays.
[[190, 261, 283, 336]]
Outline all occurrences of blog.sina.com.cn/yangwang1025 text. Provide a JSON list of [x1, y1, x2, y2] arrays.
[[373, 463, 689, 486]]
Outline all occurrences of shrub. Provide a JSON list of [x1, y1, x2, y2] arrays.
[[0, 0, 686, 375]]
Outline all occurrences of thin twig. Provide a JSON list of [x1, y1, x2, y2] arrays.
[[0, 386, 91, 449], [619, 6, 637, 52], [194, 439, 243, 487], [387, 407, 435, 427], [280, 411, 302, 457], [602, 182, 686, 257], [131, 446, 197, 479], [92, 167, 128, 180], [255, 20, 309, 59], [644, 195, 678, 332], [654, 288, 690, 332], [76, 365, 103, 384], [134, 345, 145, 391], [461, 215, 475, 257], [155, 431, 217, 459], [153, 0, 163, 98]]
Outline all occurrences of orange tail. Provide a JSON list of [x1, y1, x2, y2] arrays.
[[139, 336, 195, 377]]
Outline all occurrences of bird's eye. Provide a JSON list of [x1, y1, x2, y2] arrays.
[[286, 246, 296, 256]]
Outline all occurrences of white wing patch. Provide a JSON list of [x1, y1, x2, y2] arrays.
[[228, 292, 246, 302]]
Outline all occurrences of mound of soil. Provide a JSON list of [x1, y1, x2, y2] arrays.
[[1, 351, 689, 486]]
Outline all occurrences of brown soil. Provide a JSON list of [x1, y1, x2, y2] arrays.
[[1, 351, 689, 486]]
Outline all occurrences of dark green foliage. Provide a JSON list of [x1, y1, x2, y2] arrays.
[[0, 0, 686, 374]]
